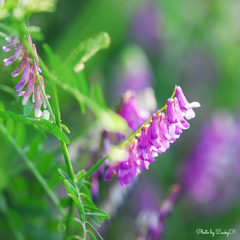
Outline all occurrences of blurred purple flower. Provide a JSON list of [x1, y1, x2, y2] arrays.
[[182, 111, 240, 213], [147, 184, 181, 240], [111, 45, 154, 97], [130, 1, 162, 55], [135, 184, 181, 240]]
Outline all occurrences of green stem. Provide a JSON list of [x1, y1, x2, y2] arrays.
[[0, 123, 66, 218], [65, 200, 75, 238], [51, 83, 75, 180], [51, 83, 76, 238]]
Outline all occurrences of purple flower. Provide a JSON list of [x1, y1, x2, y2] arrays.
[[182, 112, 240, 214], [117, 90, 149, 131], [105, 86, 200, 187], [147, 184, 181, 240], [15, 60, 31, 92], [3, 36, 50, 118], [4, 43, 24, 66], [2, 37, 18, 52], [134, 184, 181, 240], [176, 86, 200, 119]]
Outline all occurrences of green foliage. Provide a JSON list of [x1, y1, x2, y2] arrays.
[[0, 110, 70, 143], [42, 42, 128, 135], [0, 0, 57, 20], [66, 32, 111, 72], [23, 101, 33, 116], [58, 160, 109, 239]]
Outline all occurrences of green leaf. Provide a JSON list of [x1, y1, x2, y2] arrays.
[[58, 169, 75, 188], [6, 118, 14, 135], [23, 101, 32, 116], [39, 119, 70, 144], [80, 193, 96, 208], [75, 72, 89, 97], [61, 124, 70, 133], [66, 32, 111, 72], [14, 122, 26, 147], [83, 205, 109, 219], [79, 192, 104, 222], [82, 180, 92, 188], [80, 184, 91, 200], [42, 44, 87, 114], [68, 194, 79, 203], [85, 222, 103, 240], [82, 156, 108, 179], [87, 215, 100, 227], [63, 179, 78, 197], [42, 43, 60, 71], [76, 170, 86, 181], [87, 230, 97, 240], [0, 110, 46, 138], [91, 83, 106, 108], [85, 212, 107, 217]]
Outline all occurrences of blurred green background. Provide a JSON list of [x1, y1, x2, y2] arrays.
[[1, 0, 240, 239]]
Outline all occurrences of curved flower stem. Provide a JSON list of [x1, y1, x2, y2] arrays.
[[0, 123, 66, 217], [120, 86, 177, 148]]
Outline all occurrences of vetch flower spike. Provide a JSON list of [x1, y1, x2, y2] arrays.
[[3, 35, 50, 118], [105, 86, 200, 187]]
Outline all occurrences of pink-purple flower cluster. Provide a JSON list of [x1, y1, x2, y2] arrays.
[[3, 36, 49, 117], [105, 86, 200, 187]]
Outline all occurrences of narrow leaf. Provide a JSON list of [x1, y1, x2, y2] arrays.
[[58, 169, 75, 188], [0, 110, 46, 138], [80, 193, 103, 222], [63, 179, 78, 197], [39, 119, 70, 144], [83, 205, 109, 219], [87, 230, 97, 240], [80, 184, 91, 200], [68, 194, 79, 203], [85, 222, 103, 240], [85, 212, 107, 217], [82, 156, 108, 179], [87, 215, 100, 227]]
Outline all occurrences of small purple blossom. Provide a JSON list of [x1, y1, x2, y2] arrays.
[[176, 86, 200, 119], [105, 86, 200, 187], [3, 36, 50, 117], [117, 90, 149, 131]]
